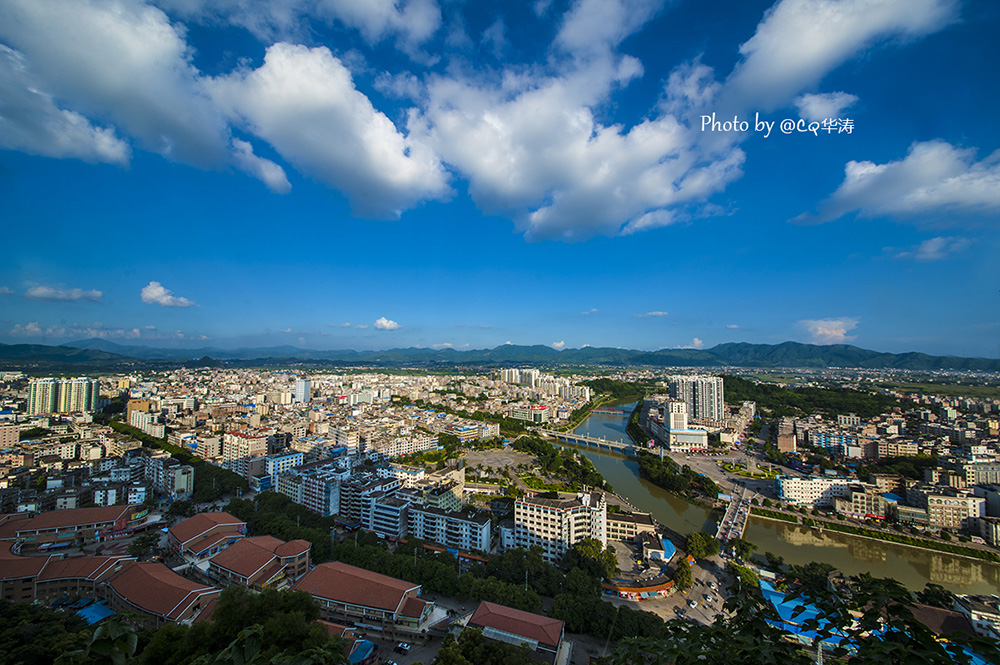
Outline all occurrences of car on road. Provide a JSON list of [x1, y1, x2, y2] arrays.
[[687, 599, 698, 608], [703, 593, 712, 601], [394, 643, 411, 654], [709, 581, 717, 589]]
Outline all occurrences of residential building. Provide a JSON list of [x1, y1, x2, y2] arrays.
[[668, 375, 725, 422], [777, 476, 855, 507], [407, 505, 491, 552], [513, 492, 607, 563]]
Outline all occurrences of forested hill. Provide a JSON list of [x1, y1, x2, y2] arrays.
[[1, 340, 997, 371]]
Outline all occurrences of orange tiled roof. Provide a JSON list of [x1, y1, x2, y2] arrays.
[[292, 561, 418, 613], [469, 600, 564, 649]]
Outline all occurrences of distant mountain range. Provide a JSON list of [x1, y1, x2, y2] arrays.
[[0, 339, 997, 372]]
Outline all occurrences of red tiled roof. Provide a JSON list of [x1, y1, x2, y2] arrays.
[[168, 512, 244, 546], [0, 513, 32, 541], [184, 531, 242, 556], [274, 539, 310, 557], [210, 539, 278, 579], [292, 562, 418, 613], [244, 535, 284, 549], [37, 555, 131, 582], [318, 620, 355, 638], [105, 562, 218, 620], [0, 541, 50, 580], [15, 505, 134, 534], [399, 596, 428, 619], [469, 600, 564, 648]]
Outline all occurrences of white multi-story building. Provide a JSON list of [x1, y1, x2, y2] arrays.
[[223, 430, 267, 461], [513, 492, 607, 563], [777, 475, 855, 506], [408, 506, 491, 552], [668, 375, 725, 422], [294, 378, 312, 403]]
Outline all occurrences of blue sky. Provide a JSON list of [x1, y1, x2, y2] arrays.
[[1, 0, 998, 357]]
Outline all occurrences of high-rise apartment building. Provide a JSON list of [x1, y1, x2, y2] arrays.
[[294, 378, 312, 403], [668, 375, 725, 421], [27, 377, 99, 414]]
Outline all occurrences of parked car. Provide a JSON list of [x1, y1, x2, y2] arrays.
[[395, 643, 411, 654]]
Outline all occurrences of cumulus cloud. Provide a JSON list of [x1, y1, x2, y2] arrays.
[[211, 43, 450, 217], [800, 317, 858, 344], [141, 281, 195, 307], [794, 92, 858, 122], [230, 138, 291, 193], [0, 45, 131, 165], [374, 317, 399, 330], [10, 321, 145, 339], [552, 340, 566, 349], [798, 141, 1000, 224], [636, 311, 669, 318], [893, 236, 971, 261], [25, 285, 103, 302], [724, 0, 958, 110], [677, 337, 704, 349], [157, 0, 442, 55], [0, 0, 230, 166], [355, 324, 369, 329]]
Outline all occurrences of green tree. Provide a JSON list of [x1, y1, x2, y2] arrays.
[[127, 531, 160, 559], [685, 532, 719, 560], [672, 558, 693, 591], [561, 537, 617, 580], [727, 537, 757, 561], [916, 583, 955, 609]]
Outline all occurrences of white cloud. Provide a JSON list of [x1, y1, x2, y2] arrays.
[[636, 311, 669, 318], [552, 340, 566, 349], [799, 141, 1000, 224], [581, 308, 598, 315], [0, 286, 16, 295], [677, 337, 704, 349], [355, 324, 369, 329], [156, 0, 442, 56], [482, 19, 508, 59], [11, 321, 145, 339], [141, 281, 195, 307], [279, 328, 293, 333], [726, 324, 741, 329], [211, 43, 450, 218], [800, 317, 859, 344], [374, 317, 400, 330], [10, 322, 43, 336], [894, 236, 971, 261], [230, 139, 291, 194], [0, 45, 130, 165], [554, 0, 663, 59], [794, 92, 858, 122], [25, 285, 103, 302], [724, 0, 958, 110], [0, 0, 230, 166], [413, 56, 744, 240]]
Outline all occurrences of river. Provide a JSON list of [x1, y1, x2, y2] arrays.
[[566, 405, 1000, 595]]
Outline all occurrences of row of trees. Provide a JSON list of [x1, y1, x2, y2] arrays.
[[637, 453, 721, 498]]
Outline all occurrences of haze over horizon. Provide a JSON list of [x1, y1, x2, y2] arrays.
[[2, 0, 998, 358]]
